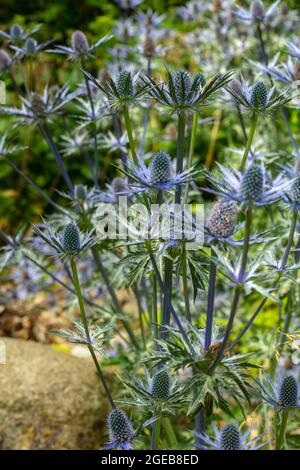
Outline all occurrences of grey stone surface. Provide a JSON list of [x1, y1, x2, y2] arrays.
[[0, 338, 111, 449]]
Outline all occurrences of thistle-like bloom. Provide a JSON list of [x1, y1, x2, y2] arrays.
[[98, 131, 128, 153], [33, 220, 98, 260], [104, 408, 154, 450], [142, 69, 233, 114], [0, 50, 12, 74], [48, 30, 112, 61], [197, 423, 266, 450], [0, 85, 77, 123], [0, 23, 41, 42], [225, 78, 291, 115], [205, 200, 240, 244], [254, 375, 300, 409], [123, 367, 187, 411], [204, 163, 289, 206], [252, 55, 300, 85], [10, 37, 51, 59], [233, 0, 280, 23], [177, 1, 208, 21], [122, 152, 197, 194], [82, 69, 149, 111], [282, 176, 300, 212]]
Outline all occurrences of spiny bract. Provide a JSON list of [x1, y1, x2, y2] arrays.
[[62, 223, 81, 254], [151, 368, 170, 399], [206, 200, 238, 238], [240, 164, 264, 201], [150, 151, 172, 183], [279, 376, 298, 407], [250, 82, 268, 110], [116, 71, 134, 98], [71, 30, 89, 54], [108, 408, 134, 443], [220, 424, 241, 450]]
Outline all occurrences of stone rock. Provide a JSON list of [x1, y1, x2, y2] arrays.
[[0, 338, 112, 449]]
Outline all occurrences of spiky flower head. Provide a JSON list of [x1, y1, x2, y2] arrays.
[[74, 184, 87, 201], [194, 72, 206, 88], [250, 82, 268, 110], [289, 177, 300, 204], [151, 368, 170, 400], [71, 30, 89, 55], [251, 0, 265, 20], [0, 50, 12, 73], [116, 70, 134, 99], [173, 69, 192, 104], [220, 424, 241, 450], [279, 376, 298, 408], [30, 93, 46, 116], [108, 408, 134, 444], [25, 37, 37, 55], [62, 223, 81, 254], [10, 24, 23, 40], [240, 164, 264, 202], [206, 200, 238, 238], [150, 152, 172, 184], [112, 177, 128, 196]]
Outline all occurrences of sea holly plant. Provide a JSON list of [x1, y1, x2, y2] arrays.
[[1, 0, 300, 452]]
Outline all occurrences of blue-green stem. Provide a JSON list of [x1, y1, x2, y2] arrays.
[[70, 257, 115, 408], [229, 210, 298, 350], [276, 409, 289, 450], [211, 206, 253, 370], [239, 113, 258, 172], [182, 244, 191, 322], [151, 408, 162, 450], [184, 111, 198, 202], [204, 258, 217, 351], [123, 105, 137, 164]]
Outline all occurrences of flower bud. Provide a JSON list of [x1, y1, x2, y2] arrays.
[[25, 38, 37, 55], [250, 81, 268, 110], [10, 24, 23, 40], [251, 0, 265, 20], [206, 200, 238, 238], [71, 30, 89, 55], [62, 223, 81, 254], [112, 177, 127, 197], [74, 184, 87, 201], [279, 376, 298, 407], [150, 152, 172, 183], [240, 164, 264, 201], [220, 424, 240, 450], [151, 368, 170, 400], [116, 71, 134, 98], [108, 408, 134, 443], [30, 93, 45, 116]]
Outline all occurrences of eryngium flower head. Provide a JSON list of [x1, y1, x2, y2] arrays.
[[254, 374, 300, 409], [112, 177, 128, 197], [141, 69, 233, 114], [206, 200, 238, 239], [10, 24, 23, 40], [71, 30, 89, 55], [150, 152, 172, 183], [197, 423, 266, 450], [62, 223, 81, 254], [82, 69, 148, 110], [116, 70, 134, 98], [151, 368, 170, 400], [240, 164, 264, 202], [30, 93, 46, 116], [108, 409, 134, 449], [225, 77, 291, 115], [289, 177, 300, 204], [220, 424, 240, 450], [33, 220, 98, 260], [250, 82, 268, 110], [279, 376, 298, 407], [0, 24, 41, 43], [0, 50, 12, 73], [25, 37, 37, 55], [251, 0, 265, 20], [74, 184, 87, 201]]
